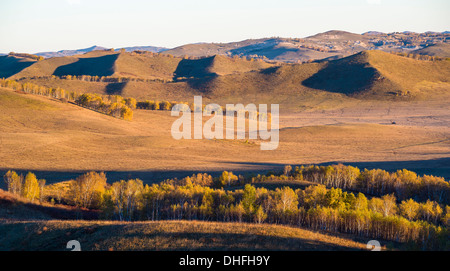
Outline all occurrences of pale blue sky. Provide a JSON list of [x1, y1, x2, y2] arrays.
[[0, 0, 449, 53]]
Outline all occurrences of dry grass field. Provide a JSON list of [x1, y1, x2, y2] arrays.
[[0, 86, 449, 184]]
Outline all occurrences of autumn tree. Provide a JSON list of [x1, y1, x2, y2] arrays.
[[22, 172, 40, 202], [400, 199, 420, 221], [125, 98, 137, 110], [3, 171, 23, 195], [255, 206, 267, 224], [218, 171, 238, 187], [242, 184, 257, 219], [70, 172, 107, 209]]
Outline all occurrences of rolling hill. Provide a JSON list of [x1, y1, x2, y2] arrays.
[[304, 50, 450, 98], [164, 38, 344, 63], [6, 49, 450, 104], [414, 43, 450, 58]]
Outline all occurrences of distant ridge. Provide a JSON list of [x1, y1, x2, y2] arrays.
[[36, 45, 167, 59], [2, 30, 446, 63], [116, 46, 168, 53], [36, 46, 107, 58], [306, 30, 368, 40], [363, 31, 386, 36]]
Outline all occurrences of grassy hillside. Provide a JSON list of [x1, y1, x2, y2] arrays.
[[414, 43, 450, 58], [0, 219, 368, 251], [113, 52, 182, 80], [10, 50, 450, 105], [304, 50, 450, 98], [174, 55, 275, 78]]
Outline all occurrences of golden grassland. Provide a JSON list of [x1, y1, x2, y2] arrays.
[[0, 87, 449, 181], [0, 219, 370, 251]]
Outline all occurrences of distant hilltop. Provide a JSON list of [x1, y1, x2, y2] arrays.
[[4, 30, 449, 63], [35, 45, 168, 59]]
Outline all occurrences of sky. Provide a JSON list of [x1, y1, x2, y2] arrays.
[[0, 0, 449, 53]]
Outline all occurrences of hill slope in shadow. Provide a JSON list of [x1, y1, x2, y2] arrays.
[[0, 56, 36, 78]]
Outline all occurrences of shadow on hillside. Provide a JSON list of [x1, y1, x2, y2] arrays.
[[53, 54, 119, 77], [105, 82, 127, 95], [302, 61, 378, 94], [174, 57, 217, 79], [1, 157, 448, 187], [0, 56, 36, 78]]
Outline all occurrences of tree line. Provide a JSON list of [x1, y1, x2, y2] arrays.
[[1, 79, 271, 120], [3, 165, 450, 250], [8, 52, 44, 61], [23, 75, 172, 83], [287, 165, 450, 205], [0, 79, 134, 121], [391, 52, 449, 61]]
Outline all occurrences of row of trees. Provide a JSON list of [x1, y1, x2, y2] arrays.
[[285, 165, 450, 204], [137, 100, 180, 111], [8, 52, 44, 61], [75, 93, 134, 120], [392, 52, 449, 61], [0, 79, 134, 121], [3, 168, 450, 249], [155, 165, 450, 206], [1, 79, 271, 121], [25, 75, 172, 84], [91, 173, 450, 249], [137, 100, 272, 121]]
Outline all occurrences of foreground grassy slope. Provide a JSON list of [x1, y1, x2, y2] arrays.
[[0, 219, 368, 251]]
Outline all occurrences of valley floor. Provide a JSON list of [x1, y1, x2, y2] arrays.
[[0, 87, 449, 184]]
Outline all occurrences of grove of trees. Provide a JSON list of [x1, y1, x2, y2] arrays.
[[4, 164, 449, 250], [4, 171, 44, 203]]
